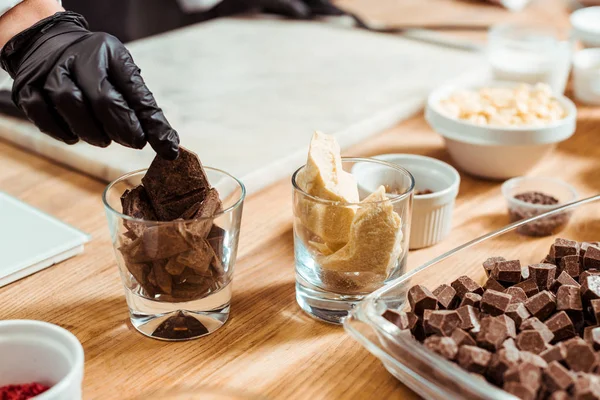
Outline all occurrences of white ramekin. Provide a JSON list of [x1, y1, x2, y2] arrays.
[[355, 154, 460, 250], [0, 320, 84, 400], [425, 81, 577, 180], [571, 7, 600, 48], [573, 48, 600, 106]]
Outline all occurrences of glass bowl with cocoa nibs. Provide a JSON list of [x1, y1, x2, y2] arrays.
[[502, 177, 578, 237]]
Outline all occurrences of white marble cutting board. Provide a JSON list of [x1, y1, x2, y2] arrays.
[[0, 17, 488, 194]]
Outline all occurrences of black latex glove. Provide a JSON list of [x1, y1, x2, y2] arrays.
[[210, 0, 346, 19], [0, 12, 180, 160]]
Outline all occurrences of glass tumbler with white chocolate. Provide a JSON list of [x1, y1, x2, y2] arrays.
[[292, 132, 414, 324], [103, 148, 245, 341]]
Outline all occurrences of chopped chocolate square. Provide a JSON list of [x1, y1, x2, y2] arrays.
[[505, 287, 528, 304], [557, 285, 583, 312], [504, 362, 542, 392], [408, 285, 438, 315], [476, 316, 513, 351], [529, 264, 557, 290], [451, 328, 476, 347], [519, 351, 548, 369], [554, 238, 579, 259], [514, 279, 540, 298], [540, 345, 565, 364], [581, 274, 600, 302], [584, 246, 600, 270], [481, 290, 512, 316], [428, 310, 462, 336], [521, 317, 555, 343], [382, 310, 417, 331], [516, 330, 547, 354], [559, 255, 582, 279], [483, 256, 506, 277], [423, 335, 458, 360], [484, 278, 506, 292], [492, 259, 522, 284], [422, 309, 435, 335], [545, 311, 576, 342], [457, 345, 491, 374], [503, 382, 536, 400], [548, 391, 569, 400], [432, 284, 459, 310], [184, 188, 222, 238], [452, 276, 484, 298], [550, 271, 580, 293], [456, 305, 480, 331], [506, 303, 530, 327], [487, 346, 520, 385], [543, 361, 574, 392], [525, 291, 557, 321], [583, 326, 600, 350], [121, 185, 157, 236], [459, 292, 482, 309], [564, 338, 597, 372]]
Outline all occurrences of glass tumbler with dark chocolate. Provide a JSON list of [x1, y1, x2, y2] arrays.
[[103, 167, 245, 341], [292, 157, 414, 324]]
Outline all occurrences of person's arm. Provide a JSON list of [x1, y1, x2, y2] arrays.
[[0, 0, 64, 48]]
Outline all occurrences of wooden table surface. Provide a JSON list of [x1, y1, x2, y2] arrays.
[[1, 1, 598, 399]]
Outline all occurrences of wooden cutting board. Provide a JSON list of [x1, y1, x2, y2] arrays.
[[0, 17, 488, 194]]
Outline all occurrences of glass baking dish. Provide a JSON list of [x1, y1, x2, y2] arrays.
[[344, 194, 600, 400]]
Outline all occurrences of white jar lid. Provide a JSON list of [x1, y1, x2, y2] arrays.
[[571, 7, 600, 46]]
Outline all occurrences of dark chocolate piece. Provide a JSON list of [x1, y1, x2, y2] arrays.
[[476, 316, 513, 351], [184, 188, 222, 238], [584, 245, 600, 270], [581, 274, 600, 302], [559, 255, 582, 279], [120, 185, 157, 236], [564, 338, 597, 373], [548, 391, 569, 400], [422, 309, 435, 335], [382, 310, 418, 331], [432, 284, 459, 310], [428, 310, 462, 336], [487, 346, 520, 385], [529, 263, 557, 290], [557, 285, 583, 312], [450, 328, 476, 347], [483, 256, 506, 277], [451, 276, 484, 298], [505, 303, 530, 328], [525, 291, 556, 321], [521, 317, 555, 343], [457, 345, 491, 374], [504, 362, 542, 393], [456, 305, 480, 331], [554, 238, 579, 259], [505, 287, 528, 304], [502, 382, 536, 400], [423, 335, 458, 360], [408, 285, 438, 315], [573, 374, 600, 400], [514, 279, 540, 298], [543, 361, 575, 392], [484, 278, 506, 293], [519, 351, 548, 369], [516, 330, 546, 354], [459, 292, 482, 309], [540, 345, 565, 364], [481, 290, 512, 316], [583, 326, 600, 350], [550, 271, 580, 293], [492, 259, 522, 284], [545, 311, 576, 343]]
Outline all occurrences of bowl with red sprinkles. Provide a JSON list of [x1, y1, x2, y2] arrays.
[[0, 321, 84, 400]]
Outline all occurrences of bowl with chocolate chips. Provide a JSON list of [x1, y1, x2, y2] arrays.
[[502, 176, 578, 237], [102, 147, 245, 341], [345, 194, 600, 400]]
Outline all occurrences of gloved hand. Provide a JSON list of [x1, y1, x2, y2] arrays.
[[0, 12, 180, 160], [210, 0, 346, 20]]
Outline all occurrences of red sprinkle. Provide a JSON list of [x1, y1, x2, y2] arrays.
[[0, 383, 50, 400]]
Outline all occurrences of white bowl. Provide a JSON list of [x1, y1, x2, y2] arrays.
[[0, 320, 84, 400], [354, 154, 460, 250], [425, 81, 577, 180], [571, 7, 600, 48], [573, 48, 600, 106]]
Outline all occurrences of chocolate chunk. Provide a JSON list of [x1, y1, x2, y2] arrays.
[[583, 326, 600, 350], [543, 361, 575, 392], [581, 274, 600, 302], [487, 346, 520, 385], [505, 287, 528, 304], [184, 188, 222, 237], [502, 382, 536, 400], [481, 290, 512, 316], [564, 338, 597, 372], [450, 328, 476, 347], [141, 225, 191, 260], [506, 303, 530, 327], [519, 351, 548, 369], [592, 299, 600, 324], [492, 259, 522, 284], [545, 311, 576, 343], [529, 263, 557, 290], [164, 257, 187, 276], [484, 278, 506, 292], [557, 285, 583, 311], [428, 310, 462, 336], [477, 316, 513, 351], [459, 292, 482, 309], [483, 256, 506, 277], [456, 305, 480, 331], [521, 317, 555, 343], [382, 310, 418, 331], [457, 345, 491, 374], [504, 362, 542, 392], [423, 335, 458, 360], [120, 185, 158, 236], [560, 255, 582, 279], [584, 245, 600, 270], [422, 309, 435, 335], [554, 238, 579, 259], [517, 330, 546, 354], [142, 147, 212, 221], [574, 374, 600, 400], [548, 391, 569, 400], [432, 284, 459, 310], [581, 242, 600, 265], [514, 279, 540, 298], [550, 271, 580, 293], [451, 276, 484, 298], [408, 285, 438, 315], [525, 291, 556, 321], [503, 337, 518, 350], [540, 345, 566, 364]]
